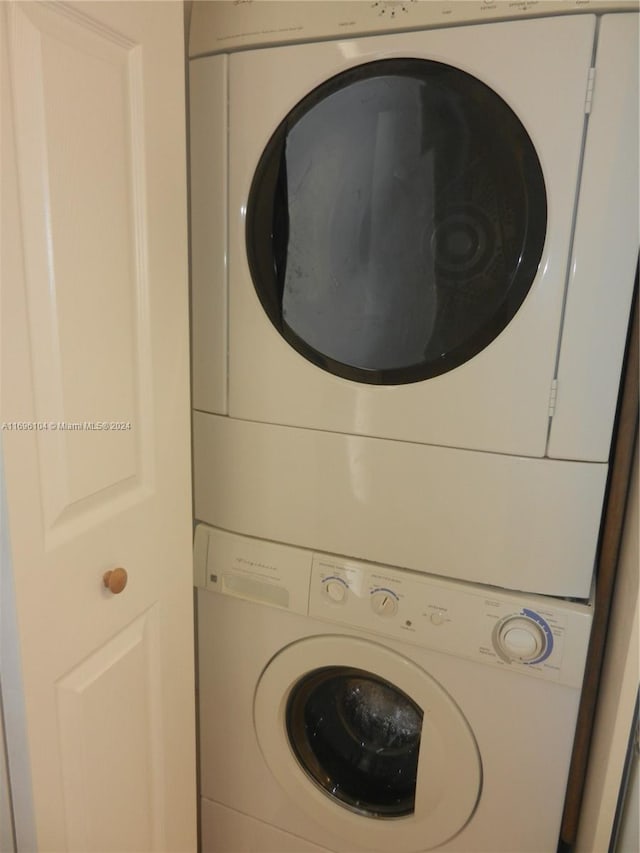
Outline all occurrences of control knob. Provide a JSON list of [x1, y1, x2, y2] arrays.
[[495, 616, 546, 663], [370, 589, 398, 617], [323, 577, 348, 604]]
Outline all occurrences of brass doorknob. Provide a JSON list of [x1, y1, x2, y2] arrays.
[[103, 567, 128, 595]]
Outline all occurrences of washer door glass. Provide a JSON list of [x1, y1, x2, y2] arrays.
[[286, 667, 423, 817], [254, 635, 481, 850], [246, 58, 547, 385]]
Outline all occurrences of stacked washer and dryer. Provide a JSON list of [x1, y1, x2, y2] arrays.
[[188, 3, 638, 851]]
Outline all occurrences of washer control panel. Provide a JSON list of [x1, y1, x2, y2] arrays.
[[309, 554, 592, 688], [194, 524, 592, 689]]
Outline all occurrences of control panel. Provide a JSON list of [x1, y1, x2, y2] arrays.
[[190, 0, 637, 56], [194, 524, 593, 689], [308, 553, 595, 687]]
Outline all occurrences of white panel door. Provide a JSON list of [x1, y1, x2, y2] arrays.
[[1, 2, 196, 850]]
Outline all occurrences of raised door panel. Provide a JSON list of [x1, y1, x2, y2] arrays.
[[9, 2, 154, 544], [56, 610, 163, 853]]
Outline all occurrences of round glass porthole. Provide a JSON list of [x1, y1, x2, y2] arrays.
[[286, 667, 423, 818], [246, 58, 547, 385], [254, 635, 482, 850]]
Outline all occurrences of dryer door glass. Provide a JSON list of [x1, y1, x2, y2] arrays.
[[286, 666, 423, 817], [246, 58, 547, 385]]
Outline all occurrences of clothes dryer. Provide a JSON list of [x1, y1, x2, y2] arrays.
[[189, 4, 638, 597], [191, 4, 637, 460], [195, 524, 594, 853]]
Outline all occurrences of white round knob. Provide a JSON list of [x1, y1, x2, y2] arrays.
[[497, 617, 545, 662], [370, 590, 398, 617], [502, 627, 538, 657], [324, 579, 347, 604]]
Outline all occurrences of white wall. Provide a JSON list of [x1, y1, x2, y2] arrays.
[[576, 441, 639, 852]]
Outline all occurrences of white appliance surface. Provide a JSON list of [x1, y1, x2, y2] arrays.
[[220, 15, 595, 456], [195, 524, 594, 853], [193, 411, 606, 598], [191, 10, 637, 460], [189, 7, 638, 598], [189, 1, 638, 57]]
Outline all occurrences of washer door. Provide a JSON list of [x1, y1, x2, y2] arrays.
[[246, 58, 546, 385], [254, 636, 481, 852]]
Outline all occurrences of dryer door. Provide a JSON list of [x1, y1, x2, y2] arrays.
[[247, 58, 546, 385], [254, 636, 481, 852], [225, 16, 596, 455]]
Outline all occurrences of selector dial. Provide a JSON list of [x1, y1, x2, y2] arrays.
[[495, 616, 546, 662], [370, 589, 399, 617], [323, 577, 348, 604]]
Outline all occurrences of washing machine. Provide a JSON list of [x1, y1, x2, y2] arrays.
[[189, 3, 639, 597], [194, 523, 594, 853]]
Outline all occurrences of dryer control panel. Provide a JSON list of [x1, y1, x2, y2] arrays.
[[194, 524, 593, 689], [190, 0, 637, 56]]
